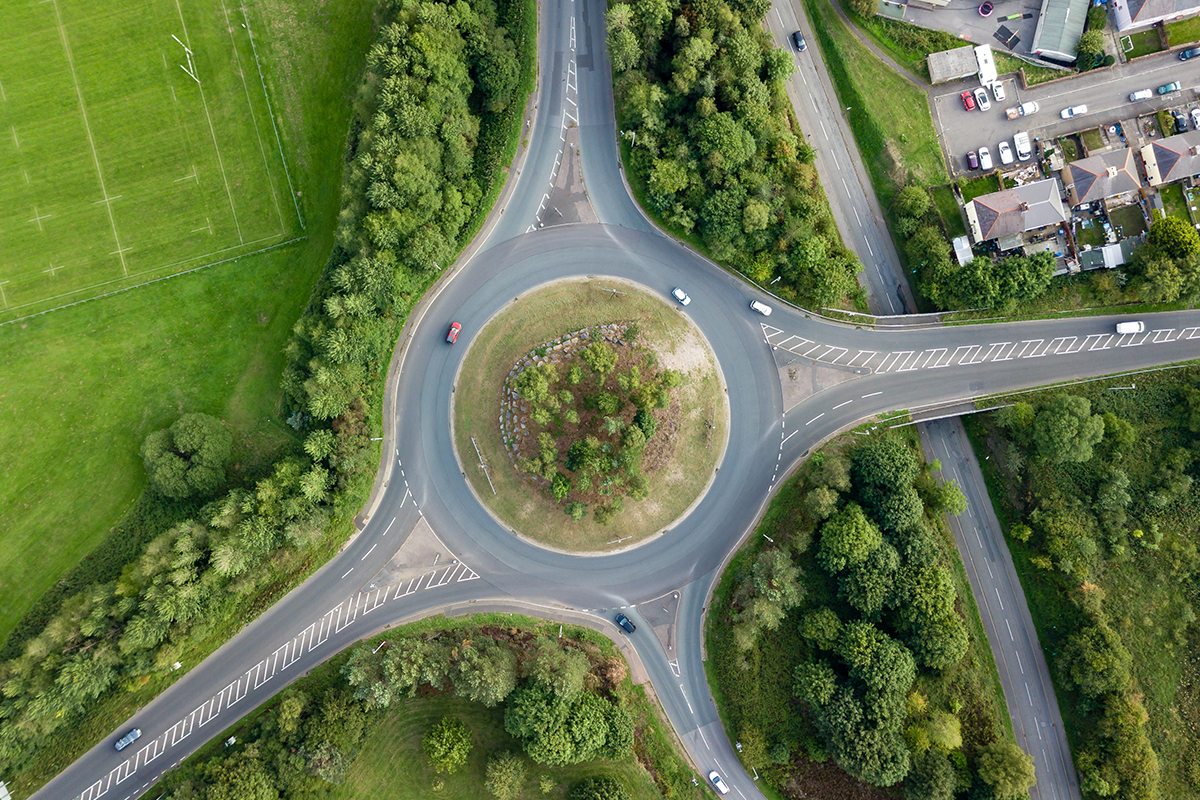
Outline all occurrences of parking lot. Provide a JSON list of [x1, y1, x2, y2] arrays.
[[932, 50, 1200, 175]]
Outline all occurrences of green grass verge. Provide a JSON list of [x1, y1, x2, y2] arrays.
[[994, 53, 1064, 86], [1167, 14, 1200, 46], [0, 0, 378, 645], [453, 279, 728, 551], [930, 185, 966, 239]]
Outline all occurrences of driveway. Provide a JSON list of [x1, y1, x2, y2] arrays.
[[933, 50, 1200, 174]]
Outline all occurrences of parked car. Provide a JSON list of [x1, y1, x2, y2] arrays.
[[991, 81, 1006, 102], [671, 287, 691, 306], [1179, 47, 1200, 60], [615, 613, 636, 633], [1191, 108, 1200, 129], [115, 728, 142, 751], [1174, 111, 1189, 133], [998, 141, 1014, 165], [708, 772, 731, 795], [1158, 81, 1181, 94], [1013, 131, 1032, 161], [792, 30, 807, 51], [961, 90, 976, 111], [749, 300, 772, 315], [1060, 104, 1088, 119], [1129, 88, 1153, 101], [978, 146, 993, 170], [966, 150, 980, 170], [445, 322, 461, 344], [974, 87, 991, 111]]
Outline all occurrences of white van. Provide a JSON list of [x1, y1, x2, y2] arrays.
[[1115, 321, 1145, 334], [749, 300, 772, 316], [1129, 88, 1153, 102]]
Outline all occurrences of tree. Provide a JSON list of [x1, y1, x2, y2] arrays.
[[976, 740, 1035, 796], [485, 751, 527, 800], [423, 716, 472, 774], [903, 749, 956, 800], [528, 638, 590, 702], [568, 776, 630, 800], [894, 185, 931, 220], [993, 251, 1056, 309], [454, 638, 518, 706], [1058, 620, 1132, 697], [840, 542, 900, 616], [847, 0, 877, 17], [1147, 213, 1200, 259], [579, 341, 618, 380], [817, 503, 883, 574], [1032, 394, 1105, 463], [851, 435, 921, 506], [1075, 29, 1106, 68], [140, 413, 232, 498]]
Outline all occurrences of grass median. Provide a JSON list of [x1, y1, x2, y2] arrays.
[[452, 278, 728, 552]]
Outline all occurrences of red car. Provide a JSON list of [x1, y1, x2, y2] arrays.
[[446, 322, 461, 344], [961, 90, 976, 111]]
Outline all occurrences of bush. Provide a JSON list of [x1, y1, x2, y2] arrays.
[[1087, 4, 1107, 31], [568, 776, 630, 800]]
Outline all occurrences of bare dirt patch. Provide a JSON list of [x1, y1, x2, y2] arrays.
[[452, 278, 728, 552]]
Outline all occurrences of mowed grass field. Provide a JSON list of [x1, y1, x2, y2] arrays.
[[0, 0, 300, 322], [0, 0, 377, 642]]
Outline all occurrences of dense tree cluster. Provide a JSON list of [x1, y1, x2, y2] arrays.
[[513, 337, 683, 523], [979, 379, 1200, 798], [1125, 216, 1200, 304], [607, 0, 862, 307], [140, 413, 233, 499]]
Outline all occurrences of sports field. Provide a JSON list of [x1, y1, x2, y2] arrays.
[[0, 0, 301, 322]]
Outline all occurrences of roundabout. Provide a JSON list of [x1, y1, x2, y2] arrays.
[[450, 277, 730, 552]]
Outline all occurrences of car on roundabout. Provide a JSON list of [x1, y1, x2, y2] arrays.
[[445, 322, 462, 344], [709, 771, 731, 794], [615, 613, 636, 634], [671, 286, 691, 306]]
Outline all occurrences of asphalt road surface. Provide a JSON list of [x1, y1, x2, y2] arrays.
[[35, 3, 1199, 800], [935, 50, 1200, 174]]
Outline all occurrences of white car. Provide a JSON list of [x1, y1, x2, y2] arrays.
[[974, 87, 991, 111], [1191, 108, 1200, 129], [978, 146, 993, 171], [997, 141, 1014, 165], [749, 300, 772, 316], [1013, 131, 1032, 160], [671, 287, 691, 306], [991, 81, 1006, 102], [1060, 104, 1088, 119], [709, 771, 730, 795]]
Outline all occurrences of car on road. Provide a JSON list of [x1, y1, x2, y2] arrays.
[[990, 81, 1006, 102], [615, 613, 636, 633], [1116, 320, 1145, 334], [1174, 111, 1189, 133], [671, 287, 691, 306], [961, 90, 976, 111], [1060, 104, 1088, 119], [749, 300, 772, 315], [792, 31, 807, 51], [445, 322, 462, 344], [1158, 81, 1181, 94], [978, 146, 993, 170], [1013, 131, 1032, 160], [1192, 108, 1200, 129], [966, 150, 980, 170], [973, 87, 991, 111], [115, 728, 142, 751], [998, 140, 1014, 165], [1180, 47, 1200, 60], [1129, 88, 1153, 102], [708, 771, 731, 795]]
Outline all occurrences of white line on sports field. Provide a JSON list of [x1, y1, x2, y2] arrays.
[[173, 0, 244, 244], [0, 78, 6, 101], [47, 0, 129, 274], [10, 126, 18, 149]]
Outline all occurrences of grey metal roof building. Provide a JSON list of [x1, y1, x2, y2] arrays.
[[1061, 148, 1141, 206], [1140, 131, 1200, 185], [927, 46, 979, 84], [1030, 0, 1090, 63], [965, 179, 1067, 242]]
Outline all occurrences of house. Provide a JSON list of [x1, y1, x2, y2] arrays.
[[1113, 0, 1200, 31], [965, 179, 1067, 244], [1030, 0, 1090, 63], [926, 44, 996, 84], [1140, 130, 1200, 186], [1060, 148, 1141, 207]]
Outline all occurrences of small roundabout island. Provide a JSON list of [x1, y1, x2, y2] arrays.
[[452, 277, 730, 551]]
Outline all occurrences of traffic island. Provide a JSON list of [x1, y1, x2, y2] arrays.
[[452, 277, 728, 552]]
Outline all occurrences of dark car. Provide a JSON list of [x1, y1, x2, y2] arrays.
[[1158, 81, 1181, 95], [1174, 111, 1188, 133], [966, 150, 980, 170], [115, 728, 142, 751], [792, 31, 807, 51], [615, 613, 636, 634], [1180, 47, 1200, 60], [961, 90, 976, 111], [446, 322, 461, 344]]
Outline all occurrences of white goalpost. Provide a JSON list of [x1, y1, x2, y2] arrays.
[[171, 33, 200, 84]]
